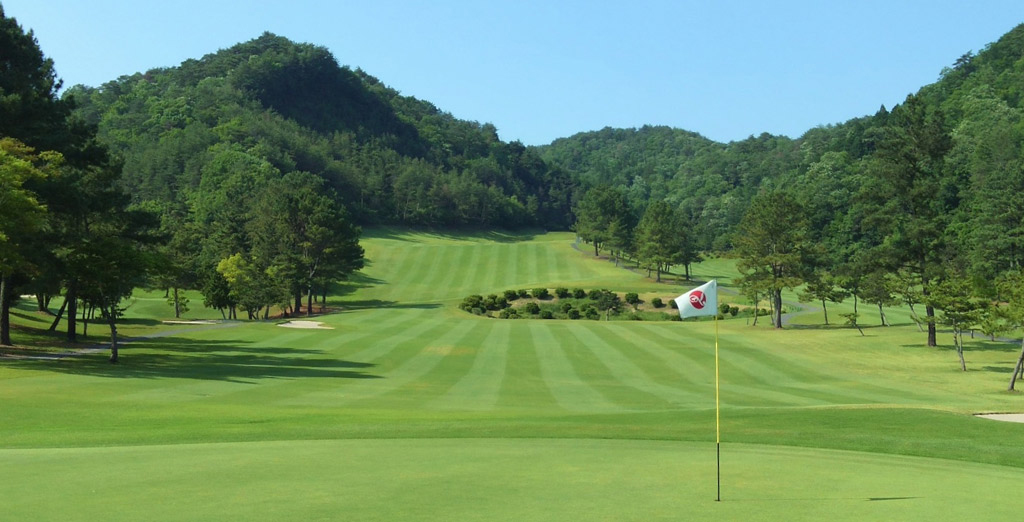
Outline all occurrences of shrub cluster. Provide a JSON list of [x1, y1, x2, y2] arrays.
[[460, 288, 737, 322]]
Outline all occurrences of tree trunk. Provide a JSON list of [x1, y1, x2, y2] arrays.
[[81, 301, 88, 338], [908, 303, 925, 332], [66, 283, 78, 343], [49, 298, 67, 332], [878, 303, 887, 326], [593, 242, 599, 257], [821, 298, 829, 326], [294, 291, 303, 316], [926, 304, 937, 347], [36, 293, 49, 313], [955, 328, 966, 371], [920, 271, 936, 345], [107, 311, 119, 364], [173, 287, 181, 318], [307, 285, 314, 317], [751, 293, 759, 327], [0, 273, 11, 346], [773, 289, 783, 329], [1008, 338, 1024, 391], [655, 265, 662, 283]]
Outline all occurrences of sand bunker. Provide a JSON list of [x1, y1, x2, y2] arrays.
[[976, 413, 1024, 423], [278, 320, 333, 330]]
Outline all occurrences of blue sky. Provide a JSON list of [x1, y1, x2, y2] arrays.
[[5, 1, 1024, 145]]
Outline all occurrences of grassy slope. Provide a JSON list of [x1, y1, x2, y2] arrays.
[[1, 228, 1023, 521]]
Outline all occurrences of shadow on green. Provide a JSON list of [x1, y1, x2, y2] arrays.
[[3, 336, 381, 383]]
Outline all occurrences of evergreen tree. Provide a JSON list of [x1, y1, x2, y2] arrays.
[[734, 191, 814, 329]]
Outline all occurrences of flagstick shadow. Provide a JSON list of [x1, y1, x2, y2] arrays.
[[723, 496, 921, 502]]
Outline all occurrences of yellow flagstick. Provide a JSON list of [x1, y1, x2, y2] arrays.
[[715, 308, 721, 502]]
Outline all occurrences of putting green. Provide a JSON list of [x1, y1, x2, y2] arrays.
[[1, 439, 1019, 521]]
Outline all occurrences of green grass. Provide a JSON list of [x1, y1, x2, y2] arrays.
[[2, 228, 1023, 521]]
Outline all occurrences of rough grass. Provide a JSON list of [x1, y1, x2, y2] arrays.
[[2, 228, 1023, 521]]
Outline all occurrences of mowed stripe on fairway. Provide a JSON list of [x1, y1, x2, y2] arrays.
[[357, 231, 602, 304], [430, 321, 511, 410]]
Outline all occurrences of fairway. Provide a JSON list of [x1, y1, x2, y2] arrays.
[[2, 229, 1024, 521]]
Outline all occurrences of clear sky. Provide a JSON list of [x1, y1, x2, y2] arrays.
[[5, 1, 1024, 145]]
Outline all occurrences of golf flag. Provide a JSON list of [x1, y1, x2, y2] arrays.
[[674, 280, 717, 319]]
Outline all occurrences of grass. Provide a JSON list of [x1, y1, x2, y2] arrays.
[[2, 228, 1023, 521]]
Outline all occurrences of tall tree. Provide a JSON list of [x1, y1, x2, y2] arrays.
[[573, 185, 631, 257], [862, 94, 954, 347], [0, 6, 72, 151], [0, 139, 59, 345], [251, 172, 364, 316], [734, 191, 813, 329], [635, 200, 693, 282]]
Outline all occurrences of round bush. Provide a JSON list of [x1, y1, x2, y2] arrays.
[[504, 289, 519, 301], [460, 295, 484, 311], [567, 309, 581, 320], [729, 306, 739, 317], [518, 289, 530, 299], [669, 299, 678, 309], [588, 289, 603, 300], [555, 287, 570, 298], [483, 294, 509, 310], [524, 302, 541, 314], [651, 297, 664, 308], [719, 303, 731, 315], [625, 292, 640, 306], [539, 310, 553, 319], [499, 308, 519, 319], [560, 302, 573, 313], [531, 288, 550, 299], [572, 288, 586, 299]]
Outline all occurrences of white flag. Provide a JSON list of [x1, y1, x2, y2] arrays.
[[674, 280, 717, 319]]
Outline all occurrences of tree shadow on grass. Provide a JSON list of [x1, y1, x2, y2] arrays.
[[332, 272, 385, 298], [339, 300, 441, 311], [1, 336, 381, 383], [362, 226, 539, 244], [982, 365, 1015, 374]]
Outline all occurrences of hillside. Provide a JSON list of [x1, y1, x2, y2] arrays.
[[539, 23, 1024, 253], [68, 33, 575, 229]]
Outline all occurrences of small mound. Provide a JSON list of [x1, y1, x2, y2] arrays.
[[162, 320, 221, 325], [975, 413, 1024, 423], [278, 320, 333, 330]]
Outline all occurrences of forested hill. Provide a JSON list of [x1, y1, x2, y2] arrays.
[[539, 23, 1024, 252], [67, 33, 575, 228]]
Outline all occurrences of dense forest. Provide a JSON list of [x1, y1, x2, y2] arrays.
[[4, 2, 1024, 379], [67, 32, 576, 230]]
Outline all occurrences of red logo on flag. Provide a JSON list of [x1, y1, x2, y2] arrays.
[[689, 290, 706, 309]]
